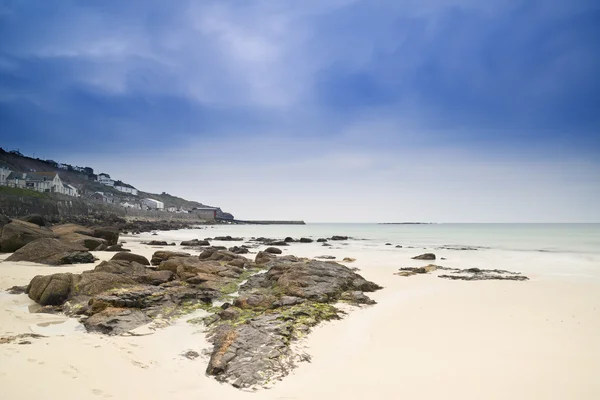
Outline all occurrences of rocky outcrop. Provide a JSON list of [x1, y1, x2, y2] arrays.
[[439, 268, 529, 281], [111, 252, 150, 266], [0, 219, 58, 253], [6, 238, 95, 265], [395, 264, 438, 277], [21, 250, 381, 389], [412, 253, 436, 260], [204, 258, 382, 388]]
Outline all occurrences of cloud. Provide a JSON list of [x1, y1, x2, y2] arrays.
[[1, 0, 599, 221]]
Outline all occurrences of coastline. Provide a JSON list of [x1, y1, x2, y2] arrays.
[[1, 227, 599, 399]]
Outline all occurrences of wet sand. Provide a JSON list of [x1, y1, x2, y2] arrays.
[[1, 232, 599, 399]]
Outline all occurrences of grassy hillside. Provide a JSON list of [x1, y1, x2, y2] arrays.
[[0, 147, 231, 216]]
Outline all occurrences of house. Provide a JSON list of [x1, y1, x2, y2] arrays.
[[62, 183, 79, 197], [90, 192, 113, 203], [97, 173, 115, 187], [0, 162, 12, 185], [57, 163, 69, 170], [141, 198, 164, 210], [121, 202, 141, 209], [5, 171, 76, 195], [114, 181, 139, 196]]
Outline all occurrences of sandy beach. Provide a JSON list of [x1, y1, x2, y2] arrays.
[[1, 230, 599, 400]]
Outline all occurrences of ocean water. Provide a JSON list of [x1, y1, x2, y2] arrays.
[[188, 223, 600, 255]]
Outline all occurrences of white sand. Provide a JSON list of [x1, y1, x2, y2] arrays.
[[1, 232, 599, 399]]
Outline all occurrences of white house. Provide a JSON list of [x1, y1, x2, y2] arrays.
[[114, 181, 139, 196], [5, 171, 78, 196], [62, 183, 79, 197], [0, 162, 12, 185], [141, 198, 164, 210], [97, 173, 115, 187], [121, 201, 141, 209]]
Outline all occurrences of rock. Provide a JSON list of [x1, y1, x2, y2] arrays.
[[242, 259, 381, 303], [316, 238, 327, 243], [199, 248, 245, 262], [266, 240, 289, 246], [284, 237, 295, 243], [7, 285, 27, 294], [438, 268, 529, 281], [0, 220, 58, 253], [385, 243, 392, 246], [395, 264, 438, 277], [330, 236, 348, 241], [111, 252, 150, 266], [51, 223, 94, 236], [151, 251, 190, 265], [255, 251, 276, 264], [20, 214, 48, 227], [6, 238, 95, 265], [322, 243, 331, 247], [264, 247, 282, 254], [342, 257, 356, 262], [412, 253, 436, 260], [144, 240, 169, 246], [214, 236, 244, 241], [105, 244, 130, 252], [181, 239, 211, 246], [395, 245, 402, 248], [84, 307, 151, 335], [229, 246, 249, 254], [315, 255, 335, 260], [299, 238, 313, 243], [27, 273, 74, 305], [93, 228, 119, 246], [340, 291, 376, 305], [182, 350, 200, 360], [60, 232, 108, 251]]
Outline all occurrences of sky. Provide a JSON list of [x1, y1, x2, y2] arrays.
[[1, 0, 599, 222]]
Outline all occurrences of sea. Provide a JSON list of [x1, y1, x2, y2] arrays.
[[177, 223, 600, 254]]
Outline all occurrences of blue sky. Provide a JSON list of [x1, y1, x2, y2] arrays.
[[1, 0, 599, 222]]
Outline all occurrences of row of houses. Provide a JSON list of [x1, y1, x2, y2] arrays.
[[96, 173, 139, 196], [0, 162, 79, 196]]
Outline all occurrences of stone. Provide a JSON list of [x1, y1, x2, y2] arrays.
[[182, 350, 200, 360], [60, 232, 108, 251], [84, 307, 151, 335], [181, 239, 210, 246], [438, 268, 529, 281], [229, 246, 249, 254], [330, 236, 348, 241], [27, 273, 74, 305], [0, 220, 58, 253], [395, 245, 402, 248], [412, 253, 436, 260], [20, 214, 48, 227], [213, 236, 244, 241], [151, 251, 191, 265], [315, 255, 335, 260], [111, 252, 150, 266], [264, 247, 282, 254], [6, 238, 95, 265], [299, 238, 313, 243], [284, 237, 295, 242], [395, 264, 438, 277], [342, 257, 356, 262], [316, 238, 327, 243], [93, 228, 119, 246], [105, 244, 130, 252], [255, 251, 276, 264]]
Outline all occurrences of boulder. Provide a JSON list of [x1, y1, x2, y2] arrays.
[[264, 247, 282, 255], [111, 252, 150, 266], [213, 236, 244, 241], [0, 220, 58, 253], [93, 228, 119, 246], [299, 238, 313, 243], [330, 236, 348, 241], [229, 246, 249, 254], [20, 214, 48, 227], [255, 251, 276, 264], [6, 238, 95, 265], [199, 248, 244, 262], [27, 273, 74, 305], [284, 237, 295, 243], [316, 238, 327, 243], [181, 239, 210, 246], [60, 232, 108, 251], [105, 244, 130, 252], [51, 223, 94, 237], [151, 250, 190, 265], [412, 253, 436, 260]]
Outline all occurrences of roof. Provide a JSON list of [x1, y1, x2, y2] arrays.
[[24, 172, 59, 181]]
